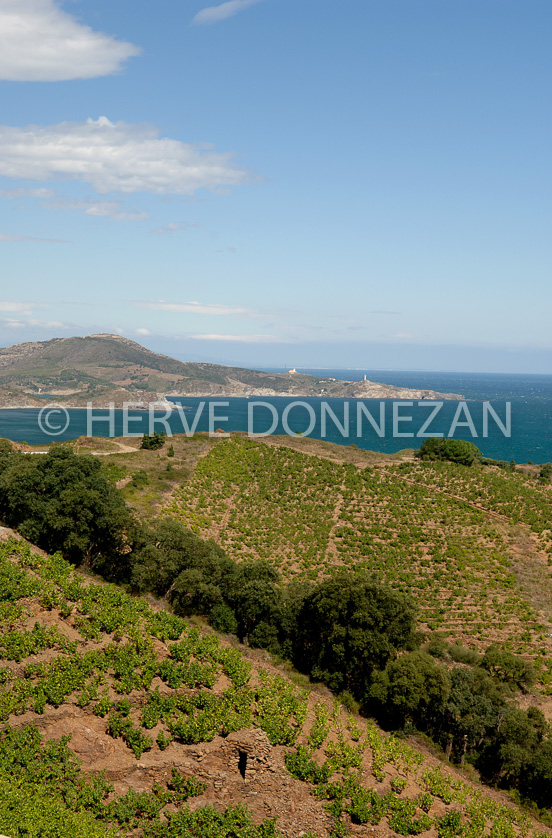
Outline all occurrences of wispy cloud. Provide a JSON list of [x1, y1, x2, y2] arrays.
[[0, 117, 252, 196], [0, 232, 67, 243], [135, 301, 260, 317], [0, 301, 47, 315], [0, 0, 140, 82], [136, 328, 152, 336], [3, 318, 66, 330], [0, 301, 68, 332], [190, 333, 295, 343], [0, 187, 56, 199], [150, 222, 197, 235], [0, 186, 148, 222], [192, 0, 264, 26], [45, 195, 149, 222]]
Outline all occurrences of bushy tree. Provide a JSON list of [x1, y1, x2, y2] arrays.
[[293, 571, 417, 697], [480, 645, 536, 693], [209, 602, 238, 635], [279, 579, 316, 659], [417, 438, 482, 466], [522, 739, 552, 808], [130, 518, 233, 606], [224, 560, 284, 645], [169, 568, 225, 616], [494, 707, 542, 783], [140, 431, 167, 450], [0, 447, 132, 573], [370, 651, 450, 725], [538, 462, 552, 482], [441, 667, 504, 763]]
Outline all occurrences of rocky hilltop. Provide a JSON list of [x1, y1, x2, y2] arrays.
[[0, 333, 462, 407]]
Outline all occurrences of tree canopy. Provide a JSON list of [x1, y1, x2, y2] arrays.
[[416, 437, 482, 466], [293, 572, 417, 696], [0, 447, 132, 573], [370, 650, 451, 725]]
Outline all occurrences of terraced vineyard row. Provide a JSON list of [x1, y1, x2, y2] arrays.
[[167, 438, 552, 682], [391, 461, 552, 550], [0, 536, 549, 838]]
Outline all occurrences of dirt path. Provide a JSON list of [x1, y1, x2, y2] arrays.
[[27, 439, 139, 456], [93, 440, 139, 455]]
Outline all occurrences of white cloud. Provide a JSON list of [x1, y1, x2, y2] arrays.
[[45, 195, 148, 221], [3, 318, 65, 329], [135, 300, 259, 317], [3, 320, 27, 329], [0, 187, 56, 199], [192, 0, 263, 25], [0, 118, 251, 195], [0, 301, 46, 315], [81, 202, 148, 222], [150, 222, 196, 235], [0, 186, 148, 221], [0, 0, 140, 82], [0, 232, 67, 242], [190, 333, 295, 343], [136, 328, 152, 336]]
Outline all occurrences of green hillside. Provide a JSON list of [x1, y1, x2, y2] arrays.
[[2, 436, 552, 836], [165, 437, 552, 687], [0, 535, 550, 838]]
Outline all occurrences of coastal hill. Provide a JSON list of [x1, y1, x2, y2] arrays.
[[0, 333, 462, 407]]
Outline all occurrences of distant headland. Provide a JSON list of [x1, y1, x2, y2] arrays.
[[0, 334, 463, 408]]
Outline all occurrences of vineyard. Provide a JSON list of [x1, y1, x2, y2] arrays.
[[166, 438, 552, 683], [1, 534, 551, 837]]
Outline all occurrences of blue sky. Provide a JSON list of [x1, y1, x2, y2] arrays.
[[0, 0, 551, 372]]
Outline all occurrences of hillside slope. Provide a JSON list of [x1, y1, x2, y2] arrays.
[[0, 333, 462, 406], [0, 533, 549, 838], [165, 436, 552, 698]]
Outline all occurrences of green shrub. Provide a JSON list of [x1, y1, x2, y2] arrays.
[[427, 638, 449, 659], [436, 810, 463, 837], [417, 438, 482, 466], [391, 777, 408, 794], [448, 644, 480, 665], [388, 797, 432, 835], [285, 746, 331, 784], [140, 432, 167, 450], [0, 773, 116, 838], [131, 469, 149, 487]]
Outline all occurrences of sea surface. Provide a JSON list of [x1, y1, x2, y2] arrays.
[[1, 369, 552, 463]]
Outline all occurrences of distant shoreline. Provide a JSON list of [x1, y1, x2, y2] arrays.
[[0, 388, 464, 410]]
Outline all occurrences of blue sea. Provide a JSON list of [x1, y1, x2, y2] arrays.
[[1, 369, 552, 463]]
